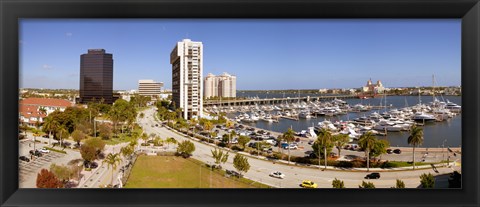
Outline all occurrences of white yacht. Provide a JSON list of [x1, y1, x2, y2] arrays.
[[412, 112, 437, 123], [445, 100, 462, 113], [299, 111, 312, 119]]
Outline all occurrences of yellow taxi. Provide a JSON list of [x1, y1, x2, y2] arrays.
[[300, 180, 318, 188]]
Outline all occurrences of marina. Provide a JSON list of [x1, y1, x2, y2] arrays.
[[205, 94, 461, 148]]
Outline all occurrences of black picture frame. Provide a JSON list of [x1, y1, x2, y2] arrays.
[[1, 0, 479, 207]]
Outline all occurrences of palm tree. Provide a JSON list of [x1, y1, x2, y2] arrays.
[[102, 153, 122, 187], [203, 121, 214, 143], [56, 125, 69, 148], [333, 133, 349, 157], [141, 133, 148, 149], [42, 117, 59, 146], [408, 125, 424, 170], [225, 120, 235, 145], [283, 127, 295, 165], [358, 131, 377, 172], [317, 128, 333, 169]]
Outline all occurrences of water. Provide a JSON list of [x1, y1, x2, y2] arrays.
[[231, 93, 461, 148]]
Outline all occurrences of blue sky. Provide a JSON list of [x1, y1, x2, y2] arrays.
[[19, 19, 461, 90]]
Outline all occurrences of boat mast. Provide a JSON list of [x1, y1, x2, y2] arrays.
[[432, 74, 435, 105]]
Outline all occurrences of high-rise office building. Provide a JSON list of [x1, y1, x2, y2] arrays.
[[204, 72, 236, 98], [79, 49, 114, 104], [138, 80, 164, 100], [170, 39, 203, 120]]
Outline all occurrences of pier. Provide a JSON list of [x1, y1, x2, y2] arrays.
[[204, 95, 358, 107]]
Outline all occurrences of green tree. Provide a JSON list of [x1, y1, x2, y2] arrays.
[[71, 130, 86, 146], [153, 136, 164, 146], [177, 140, 195, 158], [283, 127, 296, 164], [408, 125, 424, 169], [102, 153, 122, 186], [80, 145, 96, 168], [228, 130, 237, 146], [98, 123, 112, 140], [42, 116, 59, 145], [313, 128, 333, 169], [120, 145, 134, 160], [55, 125, 69, 148], [332, 133, 349, 157], [332, 178, 345, 188], [359, 181, 376, 188], [420, 173, 435, 188], [233, 154, 250, 176], [370, 139, 390, 159], [211, 148, 229, 169], [358, 131, 377, 172], [36, 169, 63, 188], [83, 137, 106, 155], [393, 179, 405, 188], [50, 164, 73, 183], [203, 120, 214, 142], [141, 133, 148, 146], [166, 137, 178, 149], [237, 135, 251, 149]]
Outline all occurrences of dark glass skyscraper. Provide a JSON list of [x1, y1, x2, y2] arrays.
[[79, 49, 114, 104]]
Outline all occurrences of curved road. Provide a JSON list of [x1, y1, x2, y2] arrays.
[[139, 108, 455, 188]]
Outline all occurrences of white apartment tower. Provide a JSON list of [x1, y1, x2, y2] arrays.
[[138, 80, 164, 100], [170, 39, 203, 120], [204, 72, 236, 98]]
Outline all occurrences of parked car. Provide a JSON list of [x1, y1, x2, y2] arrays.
[[365, 172, 381, 179], [226, 169, 242, 178], [393, 149, 402, 154], [269, 171, 285, 179], [300, 180, 317, 188], [30, 150, 42, 157], [40, 148, 50, 153], [19, 156, 30, 162], [308, 140, 314, 145], [42, 134, 49, 138], [386, 149, 393, 154], [284, 144, 298, 150]]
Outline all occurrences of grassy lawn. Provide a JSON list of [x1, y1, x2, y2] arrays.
[[124, 155, 271, 188], [102, 127, 143, 145], [383, 161, 440, 168]]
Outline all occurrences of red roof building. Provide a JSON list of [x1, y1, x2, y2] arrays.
[[19, 98, 73, 126]]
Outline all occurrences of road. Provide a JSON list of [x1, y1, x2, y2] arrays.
[[138, 107, 457, 188]]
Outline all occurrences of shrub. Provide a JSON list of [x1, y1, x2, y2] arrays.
[[291, 156, 314, 165], [231, 145, 243, 151], [217, 142, 227, 148], [335, 161, 354, 168], [420, 173, 435, 188]]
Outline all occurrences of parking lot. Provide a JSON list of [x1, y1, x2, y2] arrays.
[[19, 151, 66, 184]]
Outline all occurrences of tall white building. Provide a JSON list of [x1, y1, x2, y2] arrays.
[[204, 72, 236, 98], [138, 80, 163, 100], [170, 39, 203, 120]]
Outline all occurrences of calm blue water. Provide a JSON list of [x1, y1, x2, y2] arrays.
[[232, 93, 462, 148]]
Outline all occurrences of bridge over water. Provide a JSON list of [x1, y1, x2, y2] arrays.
[[204, 95, 358, 107]]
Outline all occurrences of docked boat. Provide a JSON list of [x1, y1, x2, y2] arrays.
[[298, 111, 312, 119], [412, 112, 437, 123], [445, 100, 462, 113]]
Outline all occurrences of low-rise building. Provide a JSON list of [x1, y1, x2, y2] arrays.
[[19, 98, 73, 126]]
